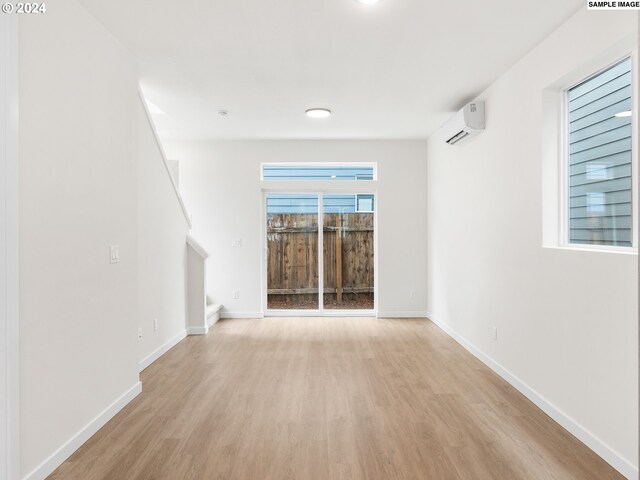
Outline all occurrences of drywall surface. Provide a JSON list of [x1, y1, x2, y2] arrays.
[[186, 243, 207, 333], [1, 12, 19, 480], [163, 140, 428, 316], [19, 1, 139, 476], [137, 98, 190, 367], [427, 8, 638, 474]]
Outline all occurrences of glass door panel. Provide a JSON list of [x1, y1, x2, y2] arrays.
[[323, 194, 374, 310], [266, 193, 319, 310]]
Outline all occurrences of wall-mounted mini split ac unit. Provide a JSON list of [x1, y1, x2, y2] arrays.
[[441, 101, 485, 145]]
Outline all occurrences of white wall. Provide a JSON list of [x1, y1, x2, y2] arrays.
[[137, 98, 191, 370], [163, 140, 428, 317], [1, 13, 19, 480], [427, 8, 638, 478], [19, 1, 140, 477]]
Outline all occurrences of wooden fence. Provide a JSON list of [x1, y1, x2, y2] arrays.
[[267, 213, 374, 307]]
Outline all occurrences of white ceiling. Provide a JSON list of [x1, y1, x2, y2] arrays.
[[79, 0, 582, 140]]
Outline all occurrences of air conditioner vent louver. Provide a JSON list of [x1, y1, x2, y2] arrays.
[[441, 101, 485, 145], [446, 130, 470, 145]]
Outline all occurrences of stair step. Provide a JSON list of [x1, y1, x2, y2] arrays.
[[206, 303, 223, 319]]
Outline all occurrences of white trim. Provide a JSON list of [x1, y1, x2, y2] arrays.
[[318, 194, 324, 315], [264, 310, 377, 318], [261, 182, 377, 193], [373, 192, 379, 313], [137, 89, 192, 229], [426, 312, 638, 480], [138, 330, 187, 373], [260, 162, 378, 181], [1, 14, 19, 480], [543, 36, 638, 252], [186, 326, 209, 335], [264, 310, 321, 317], [560, 53, 638, 250], [186, 235, 209, 259], [206, 303, 223, 328], [261, 190, 378, 317], [377, 311, 429, 318], [23, 382, 143, 480], [206, 311, 221, 327], [321, 310, 376, 317], [220, 311, 264, 319], [543, 244, 638, 255], [261, 190, 267, 313]]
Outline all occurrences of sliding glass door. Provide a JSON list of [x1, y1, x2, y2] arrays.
[[265, 192, 374, 313], [266, 193, 319, 310], [322, 194, 374, 310]]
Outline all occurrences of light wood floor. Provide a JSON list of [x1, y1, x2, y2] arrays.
[[50, 317, 623, 480]]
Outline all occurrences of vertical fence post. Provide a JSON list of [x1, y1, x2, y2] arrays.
[[336, 214, 343, 305]]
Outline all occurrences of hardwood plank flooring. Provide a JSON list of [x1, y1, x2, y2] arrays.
[[49, 317, 624, 479]]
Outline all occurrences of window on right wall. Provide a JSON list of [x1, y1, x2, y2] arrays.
[[567, 57, 633, 247]]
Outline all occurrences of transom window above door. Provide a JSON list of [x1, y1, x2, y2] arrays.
[[261, 163, 376, 181]]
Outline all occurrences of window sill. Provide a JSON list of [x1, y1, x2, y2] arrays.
[[543, 244, 638, 255]]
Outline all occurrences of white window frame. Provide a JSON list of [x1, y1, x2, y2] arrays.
[[560, 54, 638, 252], [260, 162, 378, 181], [261, 188, 378, 317], [260, 162, 379, 315], [543, 44, 638, 255]]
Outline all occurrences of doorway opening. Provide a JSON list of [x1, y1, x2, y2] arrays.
[[264, 192, 376, 316]]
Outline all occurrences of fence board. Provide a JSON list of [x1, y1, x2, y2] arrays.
[[267, 213, 374, 300]]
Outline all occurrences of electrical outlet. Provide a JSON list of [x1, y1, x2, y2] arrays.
[[492, 326, 498, 341], [232, 290, 240, 299], [154, 318, 158, 332], [110, 245, 120, 264], [231, 238, 242, 248], [138, 327, 143, 339], [409, 289, 416, 298]]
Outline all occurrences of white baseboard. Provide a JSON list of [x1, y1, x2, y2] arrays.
[[23, 381, 142, 480], [377, 311, 428, 318], [263, 311, 320, 317], [426, 312, 638, 480], [220, 311, 264, 319], [139, 330, 187, 373], [187, 326, 209, 335]]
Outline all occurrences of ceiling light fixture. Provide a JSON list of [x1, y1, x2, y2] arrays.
[[614, 110, 632, 118], [355, 0, 382, 4], [305, 108, 332, 118]]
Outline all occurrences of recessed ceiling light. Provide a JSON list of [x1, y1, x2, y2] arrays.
[[355, 0, 382, 4], [217, 110, 229, 117], [614, 110, 632, 118], [305, 108, 332, 118]]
